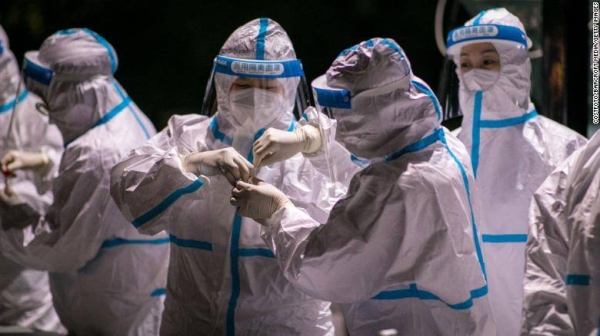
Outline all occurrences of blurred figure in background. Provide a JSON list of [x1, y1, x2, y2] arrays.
[[0, 24, 64, 334], [521, 130, 600, 335], [0, 28, 168, 336]]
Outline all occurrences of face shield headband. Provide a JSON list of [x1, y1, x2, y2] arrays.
[[446, 24, 530, 57], [201, 55, 311, 119]]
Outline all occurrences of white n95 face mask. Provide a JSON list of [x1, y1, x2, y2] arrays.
[[229, 88, 285, 132], [461, 69, 500, 91]]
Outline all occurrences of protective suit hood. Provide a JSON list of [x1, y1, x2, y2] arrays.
[[448, 8, 533, 122], [23, 28, 124, 145], [211, 18, 301, 155], [445, 9, 588, 336], [312, 37, 441, 159]]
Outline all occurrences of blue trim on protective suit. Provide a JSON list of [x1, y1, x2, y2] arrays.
[[93, 97, 131, 128], [380, 39, 411, 76], [209, 117, 233, 146], [82, 28, 117, 74], [112, 82, 151, 139], [566, 274, 590, 286], [226, 215, 243, 336], [385, 128, 444, 162], [169, 234, 213, 251], [473, 10, 487, 25], [439, 130, 487, 280], [150, 288, 167, 297], [255, 18, 268, 60], [239, 248, 275, 258], [412, 81, 441, 120], [0, 90, 29, 113], [101, 237, 170, 248], [64, 95, 132, 147], [482, 234, 527, 243], [132, 179, 204, 228], [373, 283, 488, 310], [381, 128, 487, 280], [222, 119, 295, 334], [471, 91, 483, 177], [479, 110, 538, 128]]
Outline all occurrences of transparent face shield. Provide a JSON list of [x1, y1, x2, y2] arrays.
[[201, 55, 311, 122]]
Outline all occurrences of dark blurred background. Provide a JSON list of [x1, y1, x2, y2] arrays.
[[0, 0, 594, 136]]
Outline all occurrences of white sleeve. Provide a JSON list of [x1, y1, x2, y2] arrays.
[[521, 161, 575, 335], [0, 146, 119, 272], [110, 114, 209, 235]]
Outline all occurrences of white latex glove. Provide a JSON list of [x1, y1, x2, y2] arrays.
[[1, 150, 50, 172], [252, 125, 322, 169], [230, 177, 293, 222], [182, 147, 254, 186]]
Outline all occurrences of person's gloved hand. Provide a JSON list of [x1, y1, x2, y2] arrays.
[[252, 125, 322, 169], [230, 177, 293, 223], [1, 150, 49, 172], [182, 147, 254, 186]]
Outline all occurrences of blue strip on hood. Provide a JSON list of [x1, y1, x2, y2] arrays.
[[255, 18, 269, 60]]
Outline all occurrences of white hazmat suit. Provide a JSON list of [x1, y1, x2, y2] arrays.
[[234, 37, 497, 336], [110, 18, 339, 335], [0, 25, 63, 333], [521, 130, 600, 335], [0, 28, 168, 336], [446, 8, 588, 335]]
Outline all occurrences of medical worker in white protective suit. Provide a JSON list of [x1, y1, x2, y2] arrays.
[[0, 25, 64, 333], [521, 130, 600, 335], [110, 18, 341, 335], [231, 37, 497, 336], [0, 28, 169, 336], [446, 8, 587, 335]]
